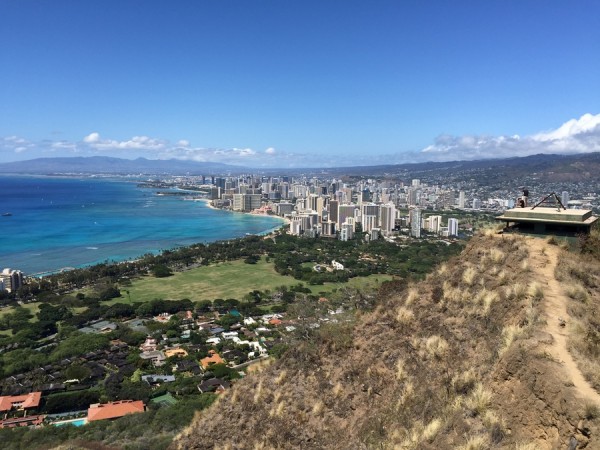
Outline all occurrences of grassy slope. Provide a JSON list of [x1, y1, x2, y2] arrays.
[[173, 234, 600, 450], [115, 258, 393, 303]]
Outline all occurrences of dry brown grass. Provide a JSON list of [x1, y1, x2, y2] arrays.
[[405, 288, 419, 306], [422, 418, 443, 442], [463, 266, 477, 286], [515, 443, 540, 450], [424, 335, 449, 359], [176, 233, 591, 450], [499, 325, 524, 356], [458, 435, 489, 450], [556, 247, 600, 390], [464, 383, 492, 416], [396, 306, 414, 324]]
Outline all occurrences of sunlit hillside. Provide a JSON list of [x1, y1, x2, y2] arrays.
[[174, 231, 600, 450]]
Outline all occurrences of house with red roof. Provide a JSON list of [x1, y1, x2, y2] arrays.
[[87, 400, 145, 422], [200, 350, 225, 369], [0, 392, 42, 413]]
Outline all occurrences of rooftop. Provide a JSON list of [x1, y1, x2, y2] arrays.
[[0, 392, 42, 412], [496, 207, 598, 226], [87, 400, 145, 422]]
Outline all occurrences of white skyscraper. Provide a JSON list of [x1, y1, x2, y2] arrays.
[[458, 191, 465, 208], [448, 218, 459, 236], [410, 208, 422, 238]]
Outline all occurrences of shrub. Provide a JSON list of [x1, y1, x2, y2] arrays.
[[396, 307, 414, 325], [464, 383, 492, 416]]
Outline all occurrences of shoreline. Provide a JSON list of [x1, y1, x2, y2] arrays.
[[4, 176, 288, 276], [32, 200, 287, 278], [198, 197, 291, 226]]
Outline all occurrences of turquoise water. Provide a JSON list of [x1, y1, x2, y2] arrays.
[[0, 175, 283, 274], [53, 418, 87, 427]]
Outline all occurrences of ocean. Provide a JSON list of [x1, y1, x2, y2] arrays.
[[0, 175, 284, 275]]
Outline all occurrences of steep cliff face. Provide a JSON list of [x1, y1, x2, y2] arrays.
[[174, 234, 600, 449]]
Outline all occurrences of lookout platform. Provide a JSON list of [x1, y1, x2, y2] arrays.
[[496, 207, 598, 234]]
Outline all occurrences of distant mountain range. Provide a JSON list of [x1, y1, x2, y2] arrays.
[[0, 156, 242, 175], [0, 153, 599, 180]]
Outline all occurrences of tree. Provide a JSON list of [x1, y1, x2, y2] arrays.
[[64, 364, 91, 382], [151, 264, 173, 278]]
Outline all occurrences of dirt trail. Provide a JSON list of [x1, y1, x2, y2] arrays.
[[526, 237, 600, 405]]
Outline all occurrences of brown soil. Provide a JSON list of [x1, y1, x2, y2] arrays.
[[527, 237, 600, 406]]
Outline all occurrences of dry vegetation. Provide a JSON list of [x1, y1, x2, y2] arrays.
[[173, 233, 600, 450], [555, 231, 600, 390]]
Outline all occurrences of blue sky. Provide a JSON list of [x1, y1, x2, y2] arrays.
[[1, 1, 600, 168]]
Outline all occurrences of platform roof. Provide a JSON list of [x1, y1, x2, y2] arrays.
[[496, 207, 598, 227]]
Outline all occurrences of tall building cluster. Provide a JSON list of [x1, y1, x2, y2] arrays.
[[196, 176, 461, 240]]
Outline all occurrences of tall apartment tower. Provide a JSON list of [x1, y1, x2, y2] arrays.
[[380, 203, 396, 234], [338, 205, 357, 227], [410, 208, 422, 238], [0, 268, 23, 293], [448, 218, 459, 236], [458, 191, 465, 208], [329, 200, 339, 224], [408, 188, 418, 206], [428, 215, 442, 233]]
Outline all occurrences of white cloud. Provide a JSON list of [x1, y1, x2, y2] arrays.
[[533, 113, 600, 141], [83, 132, 100, 143], [420, 112, 600, 161], [2, 113, 600, 167]]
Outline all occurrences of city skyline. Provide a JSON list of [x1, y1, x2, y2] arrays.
[[1, 1, 600, 167]]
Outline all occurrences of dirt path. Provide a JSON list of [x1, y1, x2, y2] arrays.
[[526, 237, 600, 405]]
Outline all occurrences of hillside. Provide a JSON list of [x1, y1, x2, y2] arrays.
[[174, 233, 600, 449]]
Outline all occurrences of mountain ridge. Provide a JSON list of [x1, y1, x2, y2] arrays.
[[1, 152, 600, 179], [172, 233, 600, 449]]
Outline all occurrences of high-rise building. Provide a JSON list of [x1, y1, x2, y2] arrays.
[[275, 202, 294, 216], [329, 200, 339, 224], [232, 194, 261, 212], [307, 194, 319, 212], [321, 221, 336, 236], [458, 191, 465, 208], [428, 215, 442, 233], [410, 208, 422, 238], [408, 188, 418, 206], [338, 205, 357, 227], [448, 218, 459, 236], [362, 215, 378, 233], [0, 269, 23, 293], [472, 198, 481, 209], [340, 222, 354, 241], [380, 203, 396, 234]]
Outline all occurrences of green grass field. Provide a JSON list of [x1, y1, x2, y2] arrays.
[[0, 260, 393, 326], [114, 258, 393, 304], [0, 302, 40, 320]]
